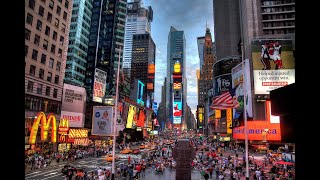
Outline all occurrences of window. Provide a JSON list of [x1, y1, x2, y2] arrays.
[[59, 36, 64, 45], [49, 0, 54, 9], [27, 81, 34, 92], [45, 26, 50, 36], [25, 28, 31, 40], [56, 61, 61, 71], [55, 18, 59, 28], [38, 6, 44, 17], [56, 6, 61, 15], [37, 84, 43, 94], [34, 34, 40, 46], [47, 72, 52, 82], [47, 12, 52, 22], [41, 54, 46, 64], [51, 44, 56, 54], [36, 20, 42, 31], [63, 12, 67, 20], [43, 40, 48, 50], [49, 58, 54, 68], [53, 31, 57, 40], [39, 69, 44, 79], [61, 23, 66, 33], [58, 49, 62, 57], [29, 0, 35, 10], [29, 65, 36, 76], [54, 75, 59, 84], [53, 88, 58, 98], [26, 13, 33, 25], [25, 45, 28, 57], [32, 49, 38, 60], [45, 86, 51, 96], [65, 0, 69, 9]]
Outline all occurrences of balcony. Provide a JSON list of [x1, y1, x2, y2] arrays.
[[261, 3, 295, 8], [263, 26, 295, 30], [262, 18, 295, 22]]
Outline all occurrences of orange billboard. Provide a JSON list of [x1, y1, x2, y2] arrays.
[[148, 64, 155, 74], [232, 121, 281, 141]]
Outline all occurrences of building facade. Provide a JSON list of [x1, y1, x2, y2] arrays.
[[123, 0, 153, 78], [84, 0, 127, 128], [64, 0, 93, 87], [197, 36, 205, 72], [25, 0, 72, 149], [166, 26, 186, 130], [130, 33, 156, 108]]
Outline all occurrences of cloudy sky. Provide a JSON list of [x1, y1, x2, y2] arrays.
[[142, 0, 214, 116]]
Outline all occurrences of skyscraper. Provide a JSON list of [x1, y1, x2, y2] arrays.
[[166, 26, 186, 130], [197, 36, 205, 72], [84, 0, 127, 127], [123, 0, 153, 78], [64, 0, 93, 87], [130, 33, 156, 108], [25, 0, 72, 119]]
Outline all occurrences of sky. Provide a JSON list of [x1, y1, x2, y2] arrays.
[[142, 0, 214, 116]]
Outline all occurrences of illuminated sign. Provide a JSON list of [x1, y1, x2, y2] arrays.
[[226, 109, 232, 134], [173, 62, 181, 73], [68, 129, 88, 138], [266, 101, 280, 123], [72, 138, 89, 145], [215, 110, 221, 118], [137, 80, 145, 106], [93, 68, 107, 103], [126, 105, 135, 128], [147, 83, 154, 90], [58, 119, 69, 135], [29, 112, 57, 144], [148, 64, 155, 74], [136, 127, 142, 131], [173, 83, 181, 89], [232, 121, 281, 141]]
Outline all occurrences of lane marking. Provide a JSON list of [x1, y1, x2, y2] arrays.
[[44, 172, 58, 177], [25, 169, 58, 179]]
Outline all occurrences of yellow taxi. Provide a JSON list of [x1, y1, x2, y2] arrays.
[[106, 154, 119, 162], [120, 148, 132, 154]]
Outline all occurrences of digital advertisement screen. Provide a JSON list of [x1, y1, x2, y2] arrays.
[[173, 101, 182, 124], [137, 80, 145, 106]]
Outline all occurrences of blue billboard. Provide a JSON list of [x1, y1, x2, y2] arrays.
[[137, 80, 145, 106]]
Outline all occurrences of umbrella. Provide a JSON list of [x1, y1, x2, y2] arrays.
[[275, 160, 294, 165]]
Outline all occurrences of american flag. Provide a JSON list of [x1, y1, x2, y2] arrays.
[[210, 86, 239, 110]]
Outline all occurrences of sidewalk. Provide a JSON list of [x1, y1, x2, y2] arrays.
[[25, 156, 95, 174]]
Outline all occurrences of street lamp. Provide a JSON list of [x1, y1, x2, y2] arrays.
[[264, 129, 269, 157]]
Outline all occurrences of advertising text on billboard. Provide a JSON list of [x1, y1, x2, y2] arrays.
[[252, 39, 295, 94], [173, 101, 182, 124], [91, 106, 114, 136], [93, 68, 107, 102]]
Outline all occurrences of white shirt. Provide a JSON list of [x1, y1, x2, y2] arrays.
[[97, 169, 103, 176]]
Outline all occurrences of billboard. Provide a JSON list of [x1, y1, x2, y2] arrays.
[[226, 108, 232, 134], [213, 74, 232, 97], [252, 39, 295, 94], [137, 80, 145, 106], [232, 121, 281, 141], [173, 101, 182, 124], [173, 82, 181, 89], [61, 83, 86, 127], [148, 63, 155, 74], [214, 117, 227, 133], [126, 105, 135, 128], [92, 106, 114, 136], [93, 68, 107, 103], [231, 59, 253, 119]]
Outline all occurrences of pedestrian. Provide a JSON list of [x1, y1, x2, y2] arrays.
[[204, 170, 209, 180]]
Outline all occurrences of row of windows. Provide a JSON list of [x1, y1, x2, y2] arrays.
[[262, 0, 294, 6], [263, 29, 295, 34], [26, 80, 59, 98], [25, 96, 61, 114], [262, 7, 295, 13], [263, 21, 295, 27], [27, 62, 60, 85], [262, 13, 295, 20]]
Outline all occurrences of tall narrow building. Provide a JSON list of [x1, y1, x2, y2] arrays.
[[64, 0, 93, 87], [123, 0, 153, 78], [84, 0, 127, 128], [197, 36, 205, 72], [25, 0, 72, 151], [130, 33, 156, 108], [25, 0, 72, 119], [166, 26, 186, 130]]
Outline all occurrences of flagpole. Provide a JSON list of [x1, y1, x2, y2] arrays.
[[241, 43, 249, 179], [111, 47, 121, 180]]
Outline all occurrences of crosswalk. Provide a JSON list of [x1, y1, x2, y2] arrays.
[[116, 154, 141, 159]]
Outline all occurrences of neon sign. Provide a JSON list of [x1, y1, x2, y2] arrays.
[[29, 112, 57, 144]]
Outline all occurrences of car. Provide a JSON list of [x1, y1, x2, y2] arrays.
[[106, 154, 119, 162], [61, 165, 77, 176], [120, 148, 132, 154], [140, 144, 145, 149]]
